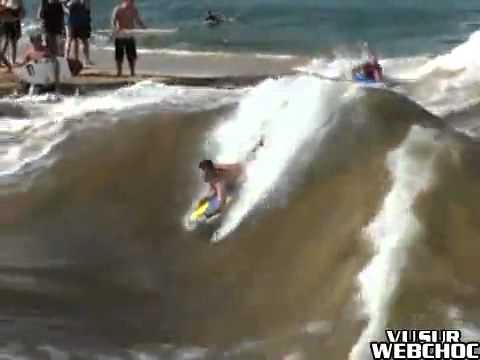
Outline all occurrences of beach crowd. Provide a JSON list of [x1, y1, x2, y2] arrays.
[[0, 0, 146, 77]]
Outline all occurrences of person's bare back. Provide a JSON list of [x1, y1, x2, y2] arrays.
[[112, 0, 145, 32], [113, 6, 134, 30], [111, 0, 146, 76]]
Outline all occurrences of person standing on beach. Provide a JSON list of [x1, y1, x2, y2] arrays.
[[111, 0, 146, 77], [38, 0, 65, 88], [64, 0, 93, 65], [1, 0, 25, 65], [0, 3, 20, 72], [38, 0, 64, 57]]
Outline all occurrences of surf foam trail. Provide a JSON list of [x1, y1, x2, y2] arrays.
[[350, 126, 443, 360]]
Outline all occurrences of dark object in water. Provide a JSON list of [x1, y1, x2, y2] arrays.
[[205, 10, 224, 26]]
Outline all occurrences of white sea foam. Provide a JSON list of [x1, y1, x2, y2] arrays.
[[206, 75, 347, 241], [98, 45, 296, 62], [300, 30, 480, 118], [349, 126, 442, 360], [447, 306, 480, 342], [0, 82, 242, 178]]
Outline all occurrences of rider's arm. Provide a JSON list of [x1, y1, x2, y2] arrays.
[[215, 181, 226, 208], [134, 7, 147, 29], [111, 6, 119, 31], [36, 0, 43, 20]]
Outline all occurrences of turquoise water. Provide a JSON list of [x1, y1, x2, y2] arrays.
[[23, 0, 480, 56]]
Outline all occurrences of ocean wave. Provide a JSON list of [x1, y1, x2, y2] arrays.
[[0, 82, 242, 179], [97, 45, 296, 61], [96, 27, 179, 35], [294, 30, 480, 120], [350, 126, 443, 360], [3, 31, 480, 357]]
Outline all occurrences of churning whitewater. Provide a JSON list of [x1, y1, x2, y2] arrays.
[[4, 17, 480, 360]]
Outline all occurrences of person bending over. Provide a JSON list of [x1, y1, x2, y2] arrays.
[[197, 138, 264, 217]]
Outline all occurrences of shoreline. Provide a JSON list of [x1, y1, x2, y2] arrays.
[[0, 67, 295, 97], [0, 46, 306, 96]]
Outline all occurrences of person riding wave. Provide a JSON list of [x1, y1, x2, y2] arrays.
[[352, 54, 383, 82], [197, 138, 264, 218]]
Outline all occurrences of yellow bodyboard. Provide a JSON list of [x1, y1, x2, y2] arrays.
[[189, 196, 233, 223], [190, 201, 209, 221]]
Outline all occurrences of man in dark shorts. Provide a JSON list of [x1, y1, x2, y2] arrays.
[[65, 0, 92, 65], [111, 0, 146, 77], [38, 0, 64, 57], [38, 0, 65, 87]]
